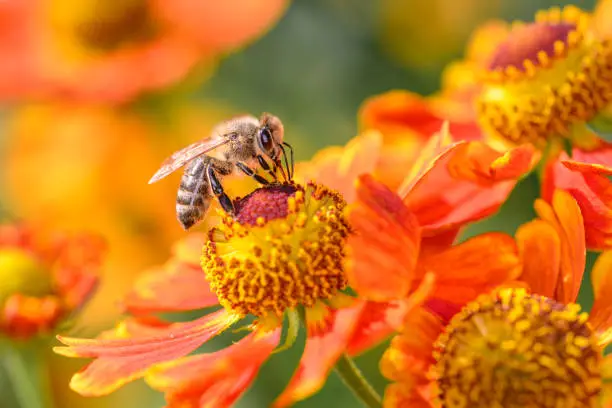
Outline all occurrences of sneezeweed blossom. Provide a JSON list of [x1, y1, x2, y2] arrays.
[[0, 0, 288, 102], [0, 223, 104, 340], [54, 180, 380, 407], [376, 186, 612, 407], [360, 4, 612, 250]]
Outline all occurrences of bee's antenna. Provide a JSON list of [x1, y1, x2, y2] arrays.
[[282, 142, 294, 180]]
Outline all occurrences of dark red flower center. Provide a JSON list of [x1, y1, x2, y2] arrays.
[[234, 183, 299, 226], [488, 22, 576, 71]]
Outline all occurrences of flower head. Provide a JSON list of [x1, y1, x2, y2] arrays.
[[0, 0, 288, 102], [379, 187, 612, 407], [0, 223, 104, 340], [477, 6, 612, 149], [54, 181, 384, 406]]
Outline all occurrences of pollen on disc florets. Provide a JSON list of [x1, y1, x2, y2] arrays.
[[477, 6, 612, 147], [433, 288, 602, 408], [202, 182, 349, 318]]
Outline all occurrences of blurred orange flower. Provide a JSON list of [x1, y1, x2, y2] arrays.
[[0, 0, 288, 102], [0, 223, 104, 340], [379, 190, 612, 407], [1, 103, 241, 326]]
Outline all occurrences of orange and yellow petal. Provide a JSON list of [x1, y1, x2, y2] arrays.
[[124, 264, 218, 314], [417, 233, 521, 305], [383, 382, 433, 408], [346, 175, 421, 301], [146, 329, 280, 408], [544, 153, 612, 250], [589, 251, 612, 347], [346, 301, 407, 356], [54, 309, 239, 396], [515, 220, 561, 299], [380, 307, 443, 401], [534, 190, 586, 304], [273, 304, 365, 408], [404, 141, 536, 234], [295, 130, 383, 203], [1, 294, 63, 339]]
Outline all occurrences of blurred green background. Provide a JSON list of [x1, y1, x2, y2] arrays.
[[0, 0, 600, 407]]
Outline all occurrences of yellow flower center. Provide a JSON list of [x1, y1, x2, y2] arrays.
[[433, 289, 601, 408], [477, 6, 612, 148], [49, 0, 157, 51], [202, 182, 349, 318], [0, 249, 54, 305]]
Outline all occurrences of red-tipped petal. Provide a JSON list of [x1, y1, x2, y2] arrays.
[[545, 154, 612, 250], [572, 145, 612, 172], [124, 264, 218, 314], [54, 309, 238, 396], [405, 142, 536, 234], [273, 305, 365, 408], [146, 329, 280, 408], [589, 251, 612, 347], [346, 175, 421, 301], [535, 190, 586, 304], [515, 220, 561, 299], [417, 233, 521, 305]]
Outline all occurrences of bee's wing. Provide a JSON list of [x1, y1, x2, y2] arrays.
[[148, 136, 230, 184]]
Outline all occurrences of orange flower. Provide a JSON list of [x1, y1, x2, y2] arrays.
[[0, 223, 104, 340], [364, 5, 612, 250], [379, 189, 612, 407], [53, 180, 393, 407], [0, 0, 288, 102], [2, 104, 247, 326]]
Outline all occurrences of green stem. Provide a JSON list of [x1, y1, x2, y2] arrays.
[[3, 345, 54, 408], [335, 353, 382, 408]]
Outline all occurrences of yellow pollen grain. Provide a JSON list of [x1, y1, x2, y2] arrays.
[[433, 288, 602, 408]]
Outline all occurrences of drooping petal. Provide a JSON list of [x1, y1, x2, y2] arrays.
[[346, 175, 421, 301], [404, 141, 536, 234], [273, 304, 365, 408], [589, 251, 612, 347], [146, 329, 280, 408], [534, 190, 586, 304], [380, 307, 443, 390], [515, 219, 561, 298], [124, 264, 218, 314], [543, 153, 612, 250], [417, 233, 521, 305], [54, 309, 239, 396]]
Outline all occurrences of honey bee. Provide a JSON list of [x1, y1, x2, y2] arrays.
[[149, 113, 294, 230]]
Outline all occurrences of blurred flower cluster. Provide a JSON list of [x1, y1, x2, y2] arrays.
[[3, 1, 612, 408]]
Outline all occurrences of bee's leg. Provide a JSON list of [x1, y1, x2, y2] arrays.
[[236, 162, 270, 185], [256, 155, 278, 182], [282, 142, 294, 180], [206, 163, 234, 214]]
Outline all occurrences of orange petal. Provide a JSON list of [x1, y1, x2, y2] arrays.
[[295, 131, 383, 203], [589, 251, 612, 347], [418, 233, 521, 305], [544, 153, 612, 250], [171, 233, 207, 266], [273, 304, 365, 408], [346, 301, 407, 356], [380, 307, 442, 386], [124, 264, 218, 314], [146, 329, 280, 408], [535, 190, 586, 304], [383, 382, 434, 408], [515, 220, 561, 299], [54, 309, 238, 396], [346, 175, 421, 301], [572, 145, 612, 173], [404, 142, 536, 234]]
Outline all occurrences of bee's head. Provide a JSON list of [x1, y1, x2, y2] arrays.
[[257, 113, 284, 161]]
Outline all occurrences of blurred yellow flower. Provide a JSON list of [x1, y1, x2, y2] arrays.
[[0, 0, 288, 102]]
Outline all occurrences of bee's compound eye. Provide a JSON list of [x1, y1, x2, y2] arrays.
[[259, 127, 274, 152]]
